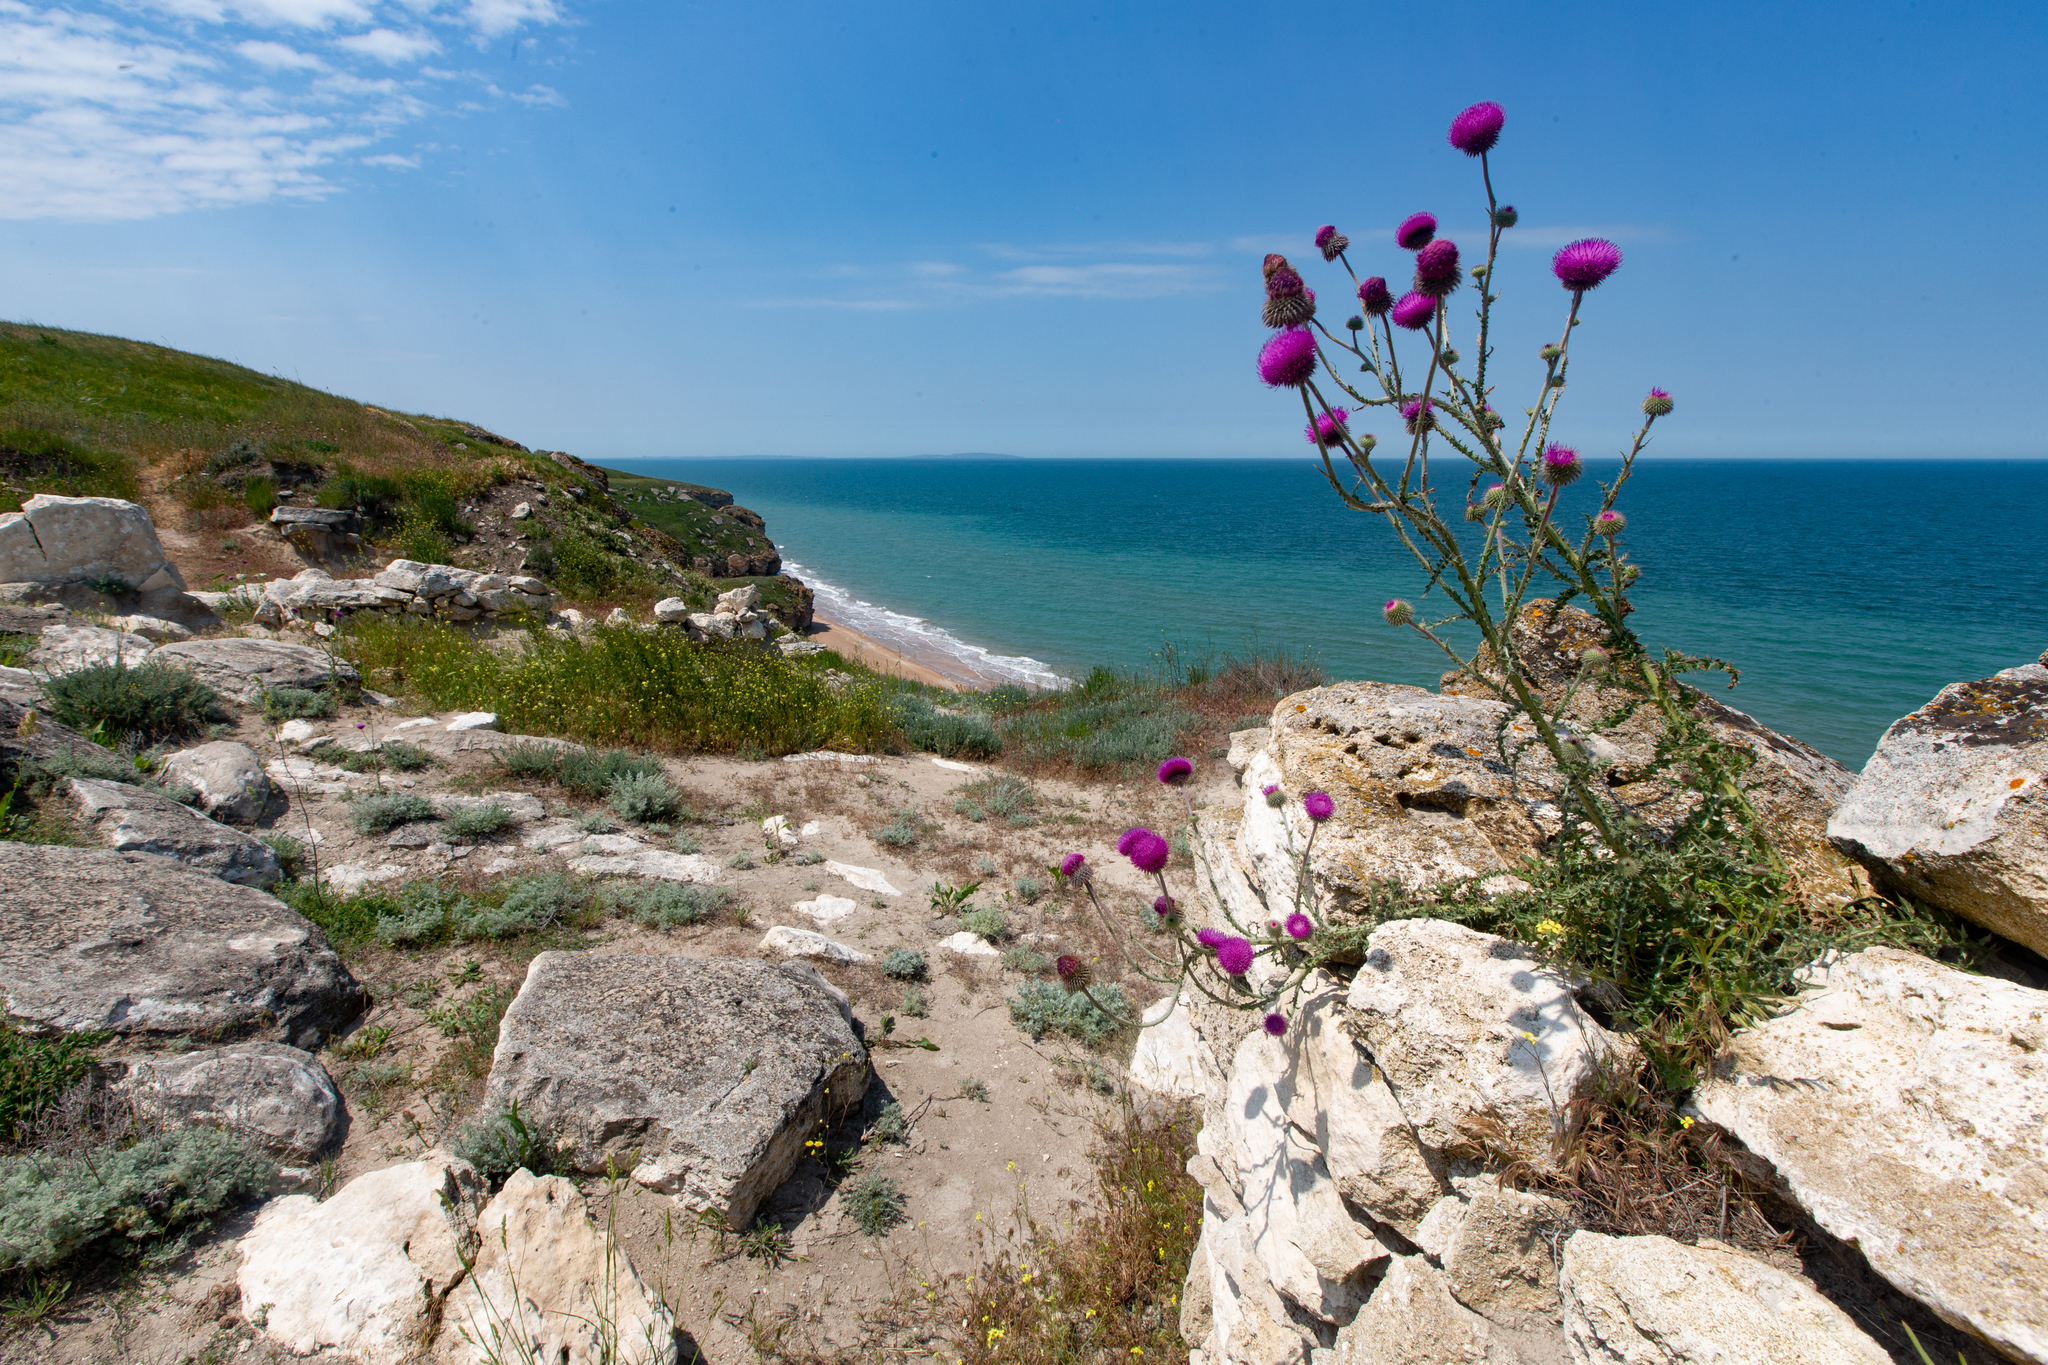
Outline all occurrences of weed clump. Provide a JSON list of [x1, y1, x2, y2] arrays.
[[1007, 980, 1127, 1045], [898, 986, 929, 1017], [0, 1027, 102, 1142], [960, 907, 1011, 943], [841, 1170, 907, 1236], [349, 791, 435, 835], [600, 881, 729, 929], [261, 686, 336, 721], [1001, 946, 1052, 976], [871, 1102, 907, 1144], [450, 1101, 556, 1187], [872, 813, 919, 848], [881, 948, 929, 981], [441, 803, 512, 839], [607, 770, 682, 824], [41, 662, 222, 744], [892, 694, 1002, 760]]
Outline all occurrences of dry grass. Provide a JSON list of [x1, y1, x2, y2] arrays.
[[952, 1101, 1203, 1365]]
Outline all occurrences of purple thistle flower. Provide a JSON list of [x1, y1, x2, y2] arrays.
[[1594, 509, 1627, 536], [1116, 829, 1140, 855], [1125, 829, 1171, 874], [1157, 756, 1193, 786], [1285, 912, 1314, 940], [1304, 407, 1349, 447], [1262, 253, 1287, 279], [1263, 265, 1316, 328], [1413, 239, 1461, 298], [1383, 598, 1415, 626], [1216, 937, 1255, 976], [1266, 265, 1304, 296], [1541, 443, 1584, 488], [1262, 1011, 1288, 1037], [1448, 101, 1506, 156], [1054, 954, 1092, 993], [1315, 224, 1350, 262], [1396, 212, 1438, 250], [1060, 852, 1087, 877], [1260, 783, 1278, 796], [1643, 387, 1674, 417], [1302, 791, 1335, 822], [1390, 291, 1436, 331], [1400, 397, 1434, 434], [1358, 277, 1393, 317], [1552, 238, 1623, 292], [1196, 928, 1226, 949], [1257, 329, 1318, 388], [1154, 894, 1178, 918]]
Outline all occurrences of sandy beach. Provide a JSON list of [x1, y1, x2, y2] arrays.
[[805, 614, 975, 691]]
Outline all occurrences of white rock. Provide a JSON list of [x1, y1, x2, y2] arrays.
[[320, 861, 408, 892], [1328, 1256, 1504, 1365], [238, 1157, 487, 1365], [795, 894, 858, 926], [580, 833, 644, 855], [1346, 919, 1624, 1173], [434, 1171, 675, 1365], [28, 622, 155, 675], [1689, 948, 2048, 1364], [780, 749, 877, 764], [391, 716, 440, 731], [0, 495, 179, 590], [758, 925, 866, 964], [109, 613, 193, 643], [605, 607, 631, 626], [1193, 1189, 1322, 1365], [276, 718, 322, 746], [932, 757, 975, 772], [567, 850, 723, 883], [1827, 657, 2048, 955], [159, 741, 273, 823], [1411, 1180, 1575, 1319], [510, 501, 533, 520], [799, 820, 820, 837], [826, 859, 899, 895], [520, 821, 591, 850], [939, 931, 999, 957], [653, 596, 690, 623], [1559, 1231, 1892, 1365], [762, 814, 799, 846], [714, 584, 760, 615], [445, 711, 500, 732], [430, 791, 546, 823], [1128, 996, 1222, 1099]]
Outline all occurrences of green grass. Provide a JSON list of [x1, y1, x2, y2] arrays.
[[0, 1027, 103, 1143], [40, 662, 223, 744], [343, 616, 893, 756]]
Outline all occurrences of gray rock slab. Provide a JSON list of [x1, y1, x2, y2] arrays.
[[28, 621, 156, 675], [159, 740, 274, 824], [68, 776, 282, 886], [117, 1041, 345, 1159], [0, 494, 179, 589], [151, 638, 360, 702], [484, 953, 868, 1227], [0, 842, 365, 1047]]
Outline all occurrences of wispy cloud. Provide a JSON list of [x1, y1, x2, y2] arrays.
[[760, 241, 1230, 309], [0, 0, 570, 220]]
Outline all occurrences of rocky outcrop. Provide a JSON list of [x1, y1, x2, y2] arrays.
[[28, 621, 157, 675], [67, 776, 282, 885], [1413, 1179, 1576, 1323], [240, 1157, 486, 1365], [116, 1042, 345, 1160], [436, 1171, 676, 1365], [1827, 653, 2047, 956], [151, 637, 360, 702], [1441, 601, 1864, 908], [159, 740, 274, 823], [0, 494, 185, 595], [1327, 1255, 1512, 1365], [1559, 1231, 1892, 1365], [0, 843, 364, 1048], [482, 954, 868, 1226], [653, 582, 776, 644], [1689, 948, 2048, 1365], [195, 560, 555, 629]]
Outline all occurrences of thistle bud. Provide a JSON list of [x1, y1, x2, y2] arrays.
[[1346, 316, 1365, 331], [1539, 343, 1563, 362], [1620, 565, 1641, 586], [1492, 205, 1519, 228], [1355, 433, 1378, 454], [1054, 954, 1093, 993], [1593, 509, 1627, 537], [1642, 388, 1674, 417], [1482, 483, 1513, 510], [1383, 598, 1415, 626], [1580, 645, 1610, 675], [1465, 503, 1486, 522], [1439, 348, 1460, 366]]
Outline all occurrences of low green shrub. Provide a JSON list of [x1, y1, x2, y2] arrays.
[[457, 872, 581, 940], [442, 804, 512, 839], [872, 813, 918, 848], [374, 880, 464, 947], [601, 881, 729, 929], [724, 851, 754, 871], [262, 686, 336, 721], [607, 770, 682, 824], [1013, 876, 1046, 904], [348, 792, 435, 835], [0, 1127, 273, 1277], [871, 1102, 907, 1144], [277, 881, 391, 946], [426, 985, 512, 1077], [960, 907, 1011, 942], [841, 1170, 906, 1236], [378, 741, 432, 771], [955, 772, 1036, 819], [450, 1100, 556, 1186], [899, 986, 929, 1017], [0, 1027, 102, 1142], [499, 740, 565, 780], [881, 948, 928, 981], [259, 831, 307, 879], [997, 693, 1196, 770], [893, 695, 1002, 760], [41, 662, 222, 744], [561, 747, 664, 798], [1001, 946, 1052, 975], [1006, 980, 1128, 1045]]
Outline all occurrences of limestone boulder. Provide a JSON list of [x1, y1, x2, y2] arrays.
[[1346, 919, 1625, 1174], [0, 842, 364, 1047], [28, 621, 156, 675], [715, 583, 760, 615], [0, 494, 181, 590], [566, 849, 723, 882], [1827, 656, 2047, 955], [482, 953, 868, 1226], [67, 776, 282, 885], [240, 1157, 486, 1365], [152, 637, 359, 702], [116, 1042, 345, 1160], [158, 740, 274, 823], [1329, 1256, 1514, 1365], [1688, 948, 2048, 1364], [1127, 996, 1224, 1099], [1413, 1180, 1576, 1321], [436, 1171, 676, 1365], [654, 596, 690, 623], [757, 925, 866, 963], [1558, 1231, 1892, 1365], [1442, 601, 1864, 907]]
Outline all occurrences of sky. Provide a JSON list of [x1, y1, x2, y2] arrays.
[[1, 0, 2044, 461]]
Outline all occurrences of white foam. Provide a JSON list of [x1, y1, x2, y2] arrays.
[[783, 555, 1069, 690]]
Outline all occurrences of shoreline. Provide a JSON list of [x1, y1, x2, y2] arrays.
[[805, 614, 982, 692]]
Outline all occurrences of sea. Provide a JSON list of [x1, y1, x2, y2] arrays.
[[608, 457, 2047, 769]]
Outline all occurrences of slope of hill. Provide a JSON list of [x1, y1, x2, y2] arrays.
[[0, 322, 809, 625]]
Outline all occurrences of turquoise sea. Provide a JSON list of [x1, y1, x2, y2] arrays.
[[610, 457, 2047, 769]]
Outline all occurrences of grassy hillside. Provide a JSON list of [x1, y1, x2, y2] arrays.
[[0, 322, 799, 620]]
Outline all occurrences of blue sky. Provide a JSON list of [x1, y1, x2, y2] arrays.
[[2, 0, 2043, 459]]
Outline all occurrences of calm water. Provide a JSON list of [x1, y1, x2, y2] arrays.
[[609, 457, 2047, 768]]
